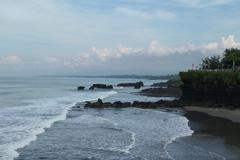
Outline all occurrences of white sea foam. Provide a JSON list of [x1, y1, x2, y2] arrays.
[[0, 90, 117, 160], [76, 114, 136, 154], [162, 118, 194, 160], [120, 129, 136, 154]]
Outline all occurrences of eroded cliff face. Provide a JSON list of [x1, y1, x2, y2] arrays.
[[180, 71, 240, 107]]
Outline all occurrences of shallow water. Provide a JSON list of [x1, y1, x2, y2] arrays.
[[16, 106, 193, 160]]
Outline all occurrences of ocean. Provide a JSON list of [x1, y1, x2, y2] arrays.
[[0, 77, 193, 160]]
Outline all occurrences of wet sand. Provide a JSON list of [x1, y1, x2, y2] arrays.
[[185, 106, 240, 123], [166, 110, 240, 160]]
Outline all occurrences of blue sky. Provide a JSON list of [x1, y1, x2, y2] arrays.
[[0, 0, 240, 76]]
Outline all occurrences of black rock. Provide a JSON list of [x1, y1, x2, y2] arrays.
[[151, 82, 167, 87], [139, 87, 182, 98], [89, 84, 113, 90], [134, 81, 144, 89], [97, 98, 103, 104], [117, 81, 144, 89], [77, 86, 85, 90]]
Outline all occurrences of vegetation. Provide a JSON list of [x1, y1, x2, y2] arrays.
[[178, 48, 240, 106], [200, 48, 240, 71], [222, 48, 240, 71], [200, 55, 222, 70], [180, 71, 240, 88]]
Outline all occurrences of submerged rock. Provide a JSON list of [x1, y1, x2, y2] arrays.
[[117, 81, 144, 89], [89, 84, 113, 90]]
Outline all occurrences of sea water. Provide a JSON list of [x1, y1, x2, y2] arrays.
[[0, 77, 193, 160]]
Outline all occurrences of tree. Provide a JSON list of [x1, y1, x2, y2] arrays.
[[200, 55, 221, 70], [222, 48, 240, 71]]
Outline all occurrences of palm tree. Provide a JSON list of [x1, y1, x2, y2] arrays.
[[222, 48, 240, 71]]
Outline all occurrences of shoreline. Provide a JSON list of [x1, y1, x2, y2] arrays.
[[13, 81, 240, 160], [15, 101, 193, 160], [167, 110, 240, 159], [184, 106, 240, 123], [15, 99, 240, 160]]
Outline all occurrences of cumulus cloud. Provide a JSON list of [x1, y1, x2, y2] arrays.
[[0, 55, 22, 64], [45, 35, 240, 67], [221, 35, 240, 48], [115, 7, 176, 21], [148, 35, 240, 56], [148, 41, 219, 55], [91, 45, 143, 61]]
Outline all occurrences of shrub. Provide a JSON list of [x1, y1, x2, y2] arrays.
[[180, 71, 240, 88]]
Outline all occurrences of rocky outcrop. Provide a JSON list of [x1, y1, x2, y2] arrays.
[[89, 84, 113, 90], [151, 79, 183, 88], [77, 86, 85, 90], [139, 87, 182, 98], [117, 81, 144, 89], [181, 85, 240, 107], [151, 82, 167, 87], [180, 71, 240, 107], [85, 99, 182, 109]]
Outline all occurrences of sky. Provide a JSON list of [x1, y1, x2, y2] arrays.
[[1, 0, 240, 76]]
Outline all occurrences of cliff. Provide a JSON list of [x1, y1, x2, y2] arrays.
[[179, 71, 240, 107]]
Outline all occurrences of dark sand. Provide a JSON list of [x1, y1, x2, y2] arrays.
[[167, 111, 240, 160]]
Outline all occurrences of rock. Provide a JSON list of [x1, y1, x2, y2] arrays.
[[77, 86, 85, 90], [151, 82, 167, 87], [89, 84, 113, 90], [166, 79, 183, 88], [134, 81, 144, 89], [112, 101, 131, 108], [123, 102, 131, 107], [139, 87, 182, 98], [97, 98, 103, 104], [117, 81, 144, 89], [85, 99, 104, 108], [84, 99, 169, 109], [151, 79, 183, 88]]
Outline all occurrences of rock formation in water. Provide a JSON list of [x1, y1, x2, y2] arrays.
[[85, 98, 181, 109], [89, 84, 113, 90], [117, 81, 144, 89], [77, 86, 85, 90]]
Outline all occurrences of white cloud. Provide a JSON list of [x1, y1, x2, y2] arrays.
[[221, 35, 240, 48], [148, 41, 219, 55], [44, 35, 240, 67], [148, 35, 239, 56], [115, 7, 176, 21], [0, 55, 22, 64], [91, 45, 143, 61]]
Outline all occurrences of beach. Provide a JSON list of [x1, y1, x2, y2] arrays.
[[167, 110, 240, 160], [184, 106, 240, 123]]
